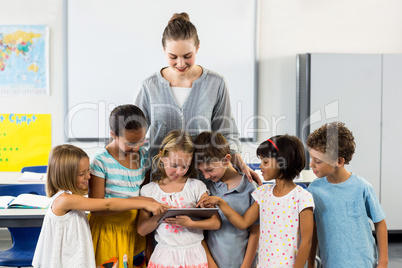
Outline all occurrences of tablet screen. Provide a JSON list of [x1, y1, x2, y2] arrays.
[[157, 208, 219, 223]]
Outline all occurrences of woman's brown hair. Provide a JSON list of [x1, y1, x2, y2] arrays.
[[162, 12, 200, 48]]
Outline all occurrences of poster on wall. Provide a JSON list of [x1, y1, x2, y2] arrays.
[[0, 114, 51, 172], [0, 25, 49, 95]]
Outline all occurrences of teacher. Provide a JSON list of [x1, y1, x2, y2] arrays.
[[135, 12, 259, 182]]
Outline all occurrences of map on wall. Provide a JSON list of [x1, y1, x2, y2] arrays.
[[0, 25, 49, 95]]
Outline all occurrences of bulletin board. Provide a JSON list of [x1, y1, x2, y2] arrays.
[[66, 0, 257, 141], [0, 114, 51, 171]]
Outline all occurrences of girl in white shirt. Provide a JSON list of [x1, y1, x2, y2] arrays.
[[137, 130, 221, 268], [32, 144, 168, 268]]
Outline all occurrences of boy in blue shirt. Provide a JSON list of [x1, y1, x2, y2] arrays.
[[194, 131, 259, 268], [307, 122, 388, 268]]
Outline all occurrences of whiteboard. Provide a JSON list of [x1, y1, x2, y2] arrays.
[[66, 0, 257, 141]]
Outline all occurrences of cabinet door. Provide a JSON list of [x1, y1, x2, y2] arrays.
[[381, 54, 402, 230], [309, 54, 382, 196]]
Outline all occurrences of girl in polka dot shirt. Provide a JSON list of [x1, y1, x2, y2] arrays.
[[199, 135, 315, 268]]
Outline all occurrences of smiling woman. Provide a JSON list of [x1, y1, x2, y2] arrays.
[[135, 12, 260, 184], [135, 13, 238, 159]]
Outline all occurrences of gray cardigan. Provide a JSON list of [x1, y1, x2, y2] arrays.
[[135, 66, 241, 159]]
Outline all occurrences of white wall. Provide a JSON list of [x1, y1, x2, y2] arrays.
[[1, 0, 402, 161], [257, 0, 402, 138], [0, 0, 65, 150]]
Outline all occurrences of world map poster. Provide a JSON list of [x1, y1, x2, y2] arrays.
[[0, 25, 49, 95]]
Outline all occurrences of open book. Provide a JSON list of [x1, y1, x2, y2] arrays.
[[19, 172, 47, 182], [0, 194, 50, 209]]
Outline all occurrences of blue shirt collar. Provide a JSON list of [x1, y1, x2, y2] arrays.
[[213, 173, 247, 194]]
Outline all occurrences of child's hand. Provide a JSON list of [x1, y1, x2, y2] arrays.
[[242, 165, 263, 186], [163, 215, 193, 228], [196, 192, 215, 208], [198, 202, 215, 208], [197, 196, 222, 208], [143, 200, 170, 215]]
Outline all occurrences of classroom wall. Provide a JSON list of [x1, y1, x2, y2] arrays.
[[1, 0, 402, 161], [258, 0, 402, 139], [0, 0, 65, 152]]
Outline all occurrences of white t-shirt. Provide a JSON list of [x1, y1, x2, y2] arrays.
[[170, 86, 191, 108]]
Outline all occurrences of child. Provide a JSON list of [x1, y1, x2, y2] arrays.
[[200, 134, 315, 268], [88, 104, 152, 268], [32, 144, 168, 268], [194, 131, 259, 268], [306, 122, 388, 268], [137, 130, 221, 268]]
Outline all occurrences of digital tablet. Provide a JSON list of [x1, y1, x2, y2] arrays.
[[157, 208, 219, 223]]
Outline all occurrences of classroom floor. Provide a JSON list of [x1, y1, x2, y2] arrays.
[[0, 228, 400, 267]]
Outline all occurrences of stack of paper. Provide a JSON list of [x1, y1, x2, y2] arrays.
[[19, 172, 47, 182]]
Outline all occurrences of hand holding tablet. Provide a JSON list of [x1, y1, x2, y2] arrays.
[[157, 208, 219, 223]]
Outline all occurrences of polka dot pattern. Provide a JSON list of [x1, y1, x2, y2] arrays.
[[251, 184, 314, 267]]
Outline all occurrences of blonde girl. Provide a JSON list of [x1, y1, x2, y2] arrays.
[[200, 135, 315, 268], [32, 144, 167, 268], [138, 130, 221, 268]]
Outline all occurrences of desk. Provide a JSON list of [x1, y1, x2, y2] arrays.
[[0, 209, 46, 227], [0, 172, 45, 185]]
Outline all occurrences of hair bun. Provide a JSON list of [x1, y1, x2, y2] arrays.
[[168, 12, 190, 24], [162, 12, 199, 49]]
